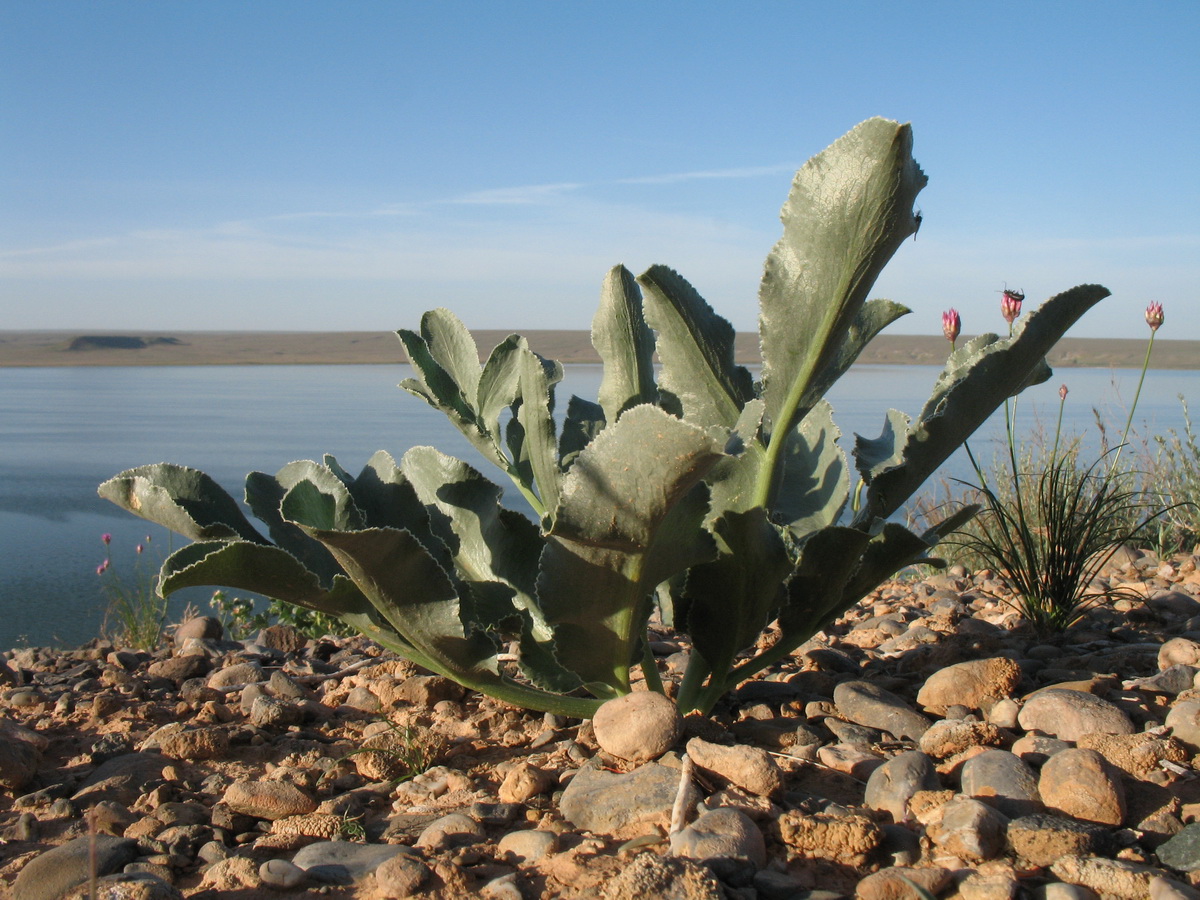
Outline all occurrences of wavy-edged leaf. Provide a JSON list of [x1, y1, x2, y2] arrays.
[[854, 284, 1110, 524], [593, 264, 657, 423], [776, 399, 850, 534], [778, 526, 872, 644], [158, 540, 373, 619], [99, 464, 266, 544], [538, 405, 729, 691], [516, 348, 563, 516], [683, 509, 791, 680], [759, 118, 926, 442], [300, 524, 500, 679], [559, 395, 605, 469], [245, 465, 343, 588], [280, 473, 364, 533], [476, 334, 526, 434], [401, 445, 580, 691], [639, 264, 753, 430]]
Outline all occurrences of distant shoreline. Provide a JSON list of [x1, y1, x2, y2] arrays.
[[1, 330, 1196, 370]]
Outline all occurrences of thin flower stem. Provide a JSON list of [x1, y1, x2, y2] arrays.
[[1112, 330, 1156, 474]]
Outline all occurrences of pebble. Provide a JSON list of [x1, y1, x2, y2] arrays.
[[259, 858, 307, 889], [558, 759, 680, 834], [498, 829, 559, 863], [685, 736, 783, 798], [223, 780, 317, 820], [592, 691, 682, 763], [1039, 748, 1127, 825], [414, 812, 486, 850], [917, 657, 1022, 714], [833, 680, 932, 740], [1157, 822, 1200, 873], [1018, 689, 1136, 741], [158, 726, 230, 761], [11, 835, 138, 900], [926, 797, 1007, 862], [960, 749, 1043, 818], [863, 750, 940, 822], [1166, 700, 1200, 751], [292, 840, 412, 884], [669, 807, 767, 868], [498, 760, 554, 804], [374, 853, 429, 898]]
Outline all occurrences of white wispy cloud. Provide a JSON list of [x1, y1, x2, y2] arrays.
[[615, 163, 798, 186], [451, 183, 585, 205]]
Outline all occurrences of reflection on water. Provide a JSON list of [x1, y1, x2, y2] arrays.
[[2, 363, 1194, 649]]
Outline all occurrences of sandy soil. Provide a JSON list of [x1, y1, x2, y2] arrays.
[[1, 331, 1196, 369]]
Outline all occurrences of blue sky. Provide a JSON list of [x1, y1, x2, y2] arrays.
[[2, 2, 1197, 339]]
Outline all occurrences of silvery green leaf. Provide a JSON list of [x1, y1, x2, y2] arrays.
[[98, 464, 266, 544], [593, 264, 657, 423], [639, 264, 754, 430], [537, 404, 729, 692], [760, 119, 926, 440]]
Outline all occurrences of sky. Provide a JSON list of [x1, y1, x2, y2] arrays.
[[2, 2, 1197, 339]]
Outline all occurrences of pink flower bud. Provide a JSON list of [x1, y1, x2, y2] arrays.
[[101, 533, 112, 546], [97, 559, 109, 575], [1000, 289, 1024, 324], [1059, 384, 1068, 401], [1145, 301, 1164, 331], [135, 544, 144, 555], [942, 308, 961, 344]]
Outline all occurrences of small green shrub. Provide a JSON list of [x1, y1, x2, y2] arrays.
[[99, 118, 1109, 716], [209, 589, 355, 641]]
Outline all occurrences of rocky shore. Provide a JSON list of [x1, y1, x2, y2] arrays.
[[5, 547, 1200, 899]]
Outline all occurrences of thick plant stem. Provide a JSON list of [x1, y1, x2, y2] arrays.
[[675, 651, 712, 714], [641, 641, 665, 696], [752, 331, 830, 510]]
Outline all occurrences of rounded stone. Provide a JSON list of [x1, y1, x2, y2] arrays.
[[1160, 638, 1200, 670], [833, 680, 932, 741], [374, 853, 429, 898], [223, 780, 316, 820], [175, 616, 224, 642], [259, 858, 307, 889], [414, 812, 486, 850], [1166, 701, 1200, 752], [864, 750, 940, 822], [917, 657, 1022, 714], [497, 761, 553, 804], [249, 696, 304, 729], [497, 829, 559, 864], [960, 749, 1043, 818], [207, 661, 265, 690], [592, 691, 682, 763], [669, 807, 767, 869], [926, 797, 1007, 862], [158, 727, 230, 762], [685, 737, 783, 798], [919, 719, 1005, 759], [1017, 689, 1135, 742]]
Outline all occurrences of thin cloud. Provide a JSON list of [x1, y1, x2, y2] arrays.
[[616, 164, 797, 186], [452, 183, 585, 205]]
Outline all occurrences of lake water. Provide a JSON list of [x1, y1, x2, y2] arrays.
[[2, 362, 1195, 650]]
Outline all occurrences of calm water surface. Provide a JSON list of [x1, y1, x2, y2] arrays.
[[2, 363, 1194, 649]]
